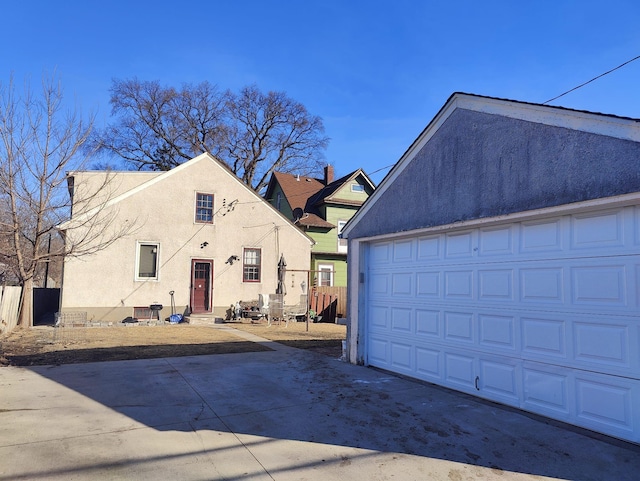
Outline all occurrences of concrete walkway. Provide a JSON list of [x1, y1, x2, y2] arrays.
[[1, 325, 638, 480]]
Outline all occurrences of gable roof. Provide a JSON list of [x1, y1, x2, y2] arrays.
[[307, 169, 375, 208], [342, 92, 640, 238], [266, 169, 375, 229], [58, 153, 313, 244]]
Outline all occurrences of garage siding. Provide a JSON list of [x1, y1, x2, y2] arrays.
[[364, 204, 640, 442]]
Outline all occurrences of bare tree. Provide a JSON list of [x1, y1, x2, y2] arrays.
[[93, 79, 229, 171], [225, 86, 329, 192], [0, 74, 132, 328], [92, 79, 329, 192]]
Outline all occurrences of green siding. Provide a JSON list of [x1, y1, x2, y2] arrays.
[[266, 171, 374, 288], [307, 205, 357, 254], [307, 229, 333, 253], [331, 174, 374, 203], [267, 184, 293, 218], [333, 182, 368, 202], [312, 255, 347, 287]]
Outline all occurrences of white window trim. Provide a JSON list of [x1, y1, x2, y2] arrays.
[[135, 241, 160, 281], [194, 192, 215, 224], [318, 263, 334, 287], [242, 247, 262, 283], [351, 183, 365, 193], [337, 220, 348, 253]]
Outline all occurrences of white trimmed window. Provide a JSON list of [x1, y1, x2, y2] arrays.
[[136, 242, 159, 280], [195, 193, 214, 223], [337, 220, 348, 253], [243, 248, 261, 282], [318, 264, 334, 287], [351, 183, 365, 193]]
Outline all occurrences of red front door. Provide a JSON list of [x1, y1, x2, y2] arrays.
[[191, 260, 213, 314]]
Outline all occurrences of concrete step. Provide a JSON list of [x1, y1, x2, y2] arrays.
[[185, 316, 223, 326]]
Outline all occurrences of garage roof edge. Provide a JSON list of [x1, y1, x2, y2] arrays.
[[342, 92, 640, 240]]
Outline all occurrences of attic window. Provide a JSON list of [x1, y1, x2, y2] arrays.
[[351, 183, 365, 193], [195, 193, 214, 223]]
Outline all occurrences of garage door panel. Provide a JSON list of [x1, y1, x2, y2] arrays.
[[390, 307, 412, 333], [390, 341, 413, 371], [520, 267, 564, 303], [445, 231, 474, 258], [479, 358, 520, 404], [416, 271, 440, 297], [371, 242, 392, 263], [445, 352, 476, 390], [368, 337, 389, 365], [574, 322, 629, 367], [444, 270, 474, 298], [571, 209, 624, 249], [368, 305, 389, 329], [418, 236, 440, 259], [571, 264, 627, 307], [635, 206, 640, 244], [392, 272, 413, 296], [479, 314, 516, 350], [479, 269, 514, 300], [522, 365, 570, 417], [416, 309, 440, 337], [444, 311, 474, 343], [520, 218, 564, 253], [365, 204, 640, 442], [575, 373, 637, 438], [521, 316, 567, 358], [416, 346, 442, 380], [371, 272, 390, 295], [479, 225, 514, 256], [393, 239, 414, 262]]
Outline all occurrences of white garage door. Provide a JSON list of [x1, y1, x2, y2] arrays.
[[365, 205, 640, 443]]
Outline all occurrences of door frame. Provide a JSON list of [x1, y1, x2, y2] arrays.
[[190, 259, 213, 314]]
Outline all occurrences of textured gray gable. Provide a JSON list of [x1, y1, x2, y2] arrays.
[[347, 108, 640, 239]]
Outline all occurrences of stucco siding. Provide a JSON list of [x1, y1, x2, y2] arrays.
[[347, 108, 640, 239], [61, 155, 311, 322]]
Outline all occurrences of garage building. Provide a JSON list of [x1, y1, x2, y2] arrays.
[[342, 93, 640, 443]]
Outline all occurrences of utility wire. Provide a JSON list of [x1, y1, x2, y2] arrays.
[[543, 54, 640, 105]]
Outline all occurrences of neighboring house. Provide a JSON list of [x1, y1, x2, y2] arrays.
[[264, 166, 374, 287], [58, 153, 312, 322], [342, 93, 640, 444]]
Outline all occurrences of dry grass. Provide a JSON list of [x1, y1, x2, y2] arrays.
[[0, 320, 346, 367]]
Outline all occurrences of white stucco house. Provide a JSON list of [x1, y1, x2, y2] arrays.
[[342, 93, 640, 443], [58, 153, 312, 322]]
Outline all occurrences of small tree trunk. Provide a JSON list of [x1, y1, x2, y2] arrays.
[[18, 277, 33, 328]]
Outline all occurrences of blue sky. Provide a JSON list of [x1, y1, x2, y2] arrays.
[[2, 0, 639, 183]]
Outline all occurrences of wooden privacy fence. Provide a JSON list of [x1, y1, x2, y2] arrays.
[[310, 286, 346, 323]]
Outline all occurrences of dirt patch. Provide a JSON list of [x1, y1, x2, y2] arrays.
[[231, 320, 346, 357], [0, 320, 346, 367]]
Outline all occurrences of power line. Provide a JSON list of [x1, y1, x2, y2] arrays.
[[543, 54, 640, 105], [369, 163, 394, 175]]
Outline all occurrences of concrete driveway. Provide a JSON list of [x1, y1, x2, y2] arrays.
[[1, 325, 638, 480]]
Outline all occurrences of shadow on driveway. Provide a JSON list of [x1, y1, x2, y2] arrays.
[[6, 340, 640, 480]]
